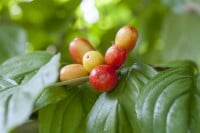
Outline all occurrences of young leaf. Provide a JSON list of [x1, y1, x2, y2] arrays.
[[0, 54, 60, 133], [87, 63, 157, 133], [136, 66, 195, 133], [39, 83, 99, 133], [0, 51, 52, 79]]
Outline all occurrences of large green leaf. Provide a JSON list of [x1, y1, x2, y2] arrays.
[[87, 64, 157, 133], [39, 83, 99, 133], [0, 24, 26, 63], [161, 0, 200, 13], [34, 76, 89, 111], [0, 51, 52, 79], [160, 13, 200, 66], [190, 74, 200, 132], [140, 13, 200, 67], [0, 54, 60, 133], [34, 86, 68, 112], [136, 65, 197, 133]]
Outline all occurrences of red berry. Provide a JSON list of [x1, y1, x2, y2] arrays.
[[89, 65, 118, 92], [69, 37, 94, 64], [105, 45, 126, 69]]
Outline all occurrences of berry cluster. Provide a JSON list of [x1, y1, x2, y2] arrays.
[[59, 25, 138, 92]]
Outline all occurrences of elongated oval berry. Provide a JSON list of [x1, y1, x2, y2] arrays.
[[115, 25, 138, 53], [59, 64, 88, 82], [105, 45, 126, 69], [89, 65, 118, 92], [82, 51, 104, 72], [69, 37, 95, 64]]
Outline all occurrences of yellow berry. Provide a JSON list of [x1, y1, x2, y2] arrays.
[[82, 51, 104, 72], [59, 64, 88, 82]]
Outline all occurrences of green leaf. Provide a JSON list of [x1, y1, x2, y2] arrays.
[[0, 51, 52, 79], [87, 63, 157, 133], [160, 13, 200, 67], [19, 71, 37, 85], [0, 76, 17, 90], [0, 24, 26, 63], [34, 76, 89, 111], [34, 86, 68, 112], [141, 13, 200, 68], [136, 66, 195, 133], [0, 54, 60, 133], [161, 0, 200, 13], [162, 60, 198, 70], [190, 74, 200, 133], [39, 83, 99, 133]]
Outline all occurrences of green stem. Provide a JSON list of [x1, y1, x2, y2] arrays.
[[47, 76, 89, 88]]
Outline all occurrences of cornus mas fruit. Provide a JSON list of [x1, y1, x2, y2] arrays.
[[82, 50, 104, 72], [69, 37, 94, 64], [59, 25, 138, 90], [59, 64, 88, 82], [115, 25, 138, 53], [105, 45, 126, 69], [89, 65, 118, 92]]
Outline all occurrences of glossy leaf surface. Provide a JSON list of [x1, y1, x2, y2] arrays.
[[0, 54, 60, 133]]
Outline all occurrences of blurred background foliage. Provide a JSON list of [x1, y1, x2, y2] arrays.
[[0, 0, 200, 67]]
